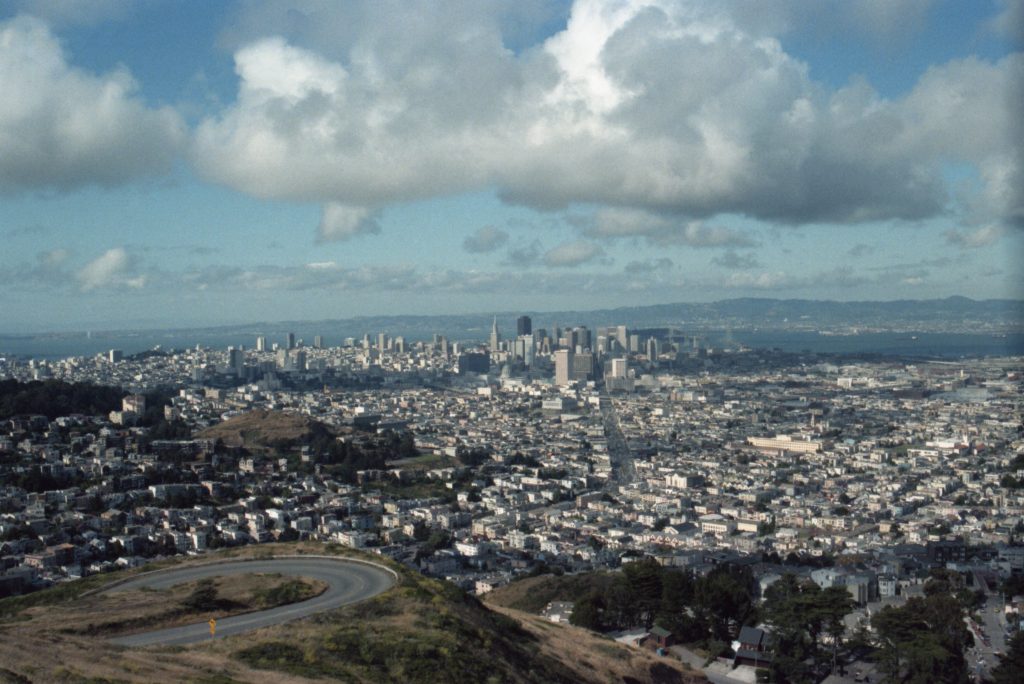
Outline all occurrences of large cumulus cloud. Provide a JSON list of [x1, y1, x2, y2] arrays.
[[192, 0, 1021, 235], [0, 15, 185, 193]]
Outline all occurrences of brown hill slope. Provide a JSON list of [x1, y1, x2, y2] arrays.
[[197, 409, 335, 449], [0, 544, 705, 684]]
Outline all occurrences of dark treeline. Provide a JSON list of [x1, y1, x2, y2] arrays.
[[570, 558, 757, 652], [276, 429, 418, 485], [0, 379, 123, 420], [0, 379, 180, 429], [566, 561, 987, 684]]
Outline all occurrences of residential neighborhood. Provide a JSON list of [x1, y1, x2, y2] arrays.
[[2, 325, 1022, 681]]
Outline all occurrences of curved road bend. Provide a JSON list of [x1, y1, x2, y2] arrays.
[[103, 557, 395, 647]]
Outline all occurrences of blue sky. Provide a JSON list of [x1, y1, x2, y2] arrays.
[[0, 0, 1021, 332]]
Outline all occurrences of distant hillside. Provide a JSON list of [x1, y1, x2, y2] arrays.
[[0, 543, 705, 684], [263, 295, 1024, 335], [5, 296, 1021, 359], [149, 296, 1024, 344], [197, 409, 335, 450]]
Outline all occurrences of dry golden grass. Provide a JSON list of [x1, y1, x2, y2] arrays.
[[0, 543, 706, 684], [57, 573, 326, 637], [197, 409, 333, 449], [487, 604, 706, 684]]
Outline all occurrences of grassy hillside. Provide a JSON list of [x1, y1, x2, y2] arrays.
[[485, 571, 640, 615], [197, 409, 335, 450], [0, 544, 704, 684]]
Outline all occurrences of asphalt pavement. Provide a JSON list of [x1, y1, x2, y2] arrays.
[[103, 556, 395, 647]]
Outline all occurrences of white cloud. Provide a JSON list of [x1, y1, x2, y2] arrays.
[[0, 248, 74, 289], [195, 0, 1019, 232], [39, 248, 70, 267], [724, 271, 793, 290], [673, 222, 756, 248], [316, 203, 381, 241], [712, 250, 760, 269], [0, 16, 185, 193], [543, 239, 605, 267], [987, 0, 1024, 43], [77, 247, 145, 291], [584, 208, 755, 247], [463, 226, 510, 253], [192, 0, 1021, 234], [504, 239, 544, 266], [624, 257, 673, 273], [945, 225, 1004, 249]]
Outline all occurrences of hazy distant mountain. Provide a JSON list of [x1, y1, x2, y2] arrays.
[[3, 298, 1020, 359], [240, 296, 1022, 340]]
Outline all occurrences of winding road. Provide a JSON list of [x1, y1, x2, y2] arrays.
[[102, 556, 395, 647]]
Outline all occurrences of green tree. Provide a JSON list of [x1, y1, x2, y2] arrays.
[[762, 576, 855, 682], [694, 566, 755, 642], [819, 587, 857, 676], [622, 558, 664, 628], [570, 592, 604, 630], [604, 576, 639, 629], [871, 595, 969, 684], [992, 631, 1024, 684]]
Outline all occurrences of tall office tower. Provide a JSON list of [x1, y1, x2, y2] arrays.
[[293, 350, 307, 371], [629, 334, 640, 353], [646, 337, 660, 361], [394, 336, 406, 354], [286, 332, 296, 350], [362, 334, 371, 349], [313, 335, 324, 349], [574, 326, 591, 352], [523, 334, 535, 366], [554, 349, 573, 385], [257, 335, 267, 352], [615, 325, 628, 350], [228, 347, 245, 377], [377, 332, 388, 352], [276, 348, 288, 368], [596, 335, 608, 355], [489, 316, 500, 351], [439, 336, 449, 358], [572, 351, 595, 381], [457, 352, 490, 374], [610, 357, 629, 378], [516, 315, 532, 337], [108, 349, 123, 363]]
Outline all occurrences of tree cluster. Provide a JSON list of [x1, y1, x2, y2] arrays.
[[313, 434, 416, 484], [761, 574, 856, 683], [570, 559, 757, 648], [0, 379, 122, 420], [871, 593, 970, 684], [992, 631, 1024, 684], [1000, 454, 1024, 489]]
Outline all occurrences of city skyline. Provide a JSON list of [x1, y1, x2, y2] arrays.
[[1, 0, 1022, 332]]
